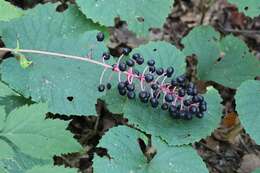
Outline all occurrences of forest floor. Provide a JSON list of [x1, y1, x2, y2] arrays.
[[4, 0, 260, 173]]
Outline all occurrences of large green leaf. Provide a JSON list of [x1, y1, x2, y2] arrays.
[[0, 0, 24, 22], [76, 0, 173, 36], [0, 103, 81, 161], [235, 80, 260, 144], [227, 0, 260, 18], [0, 4, 110, 115], [253, 168, 260, 173], [93, 126, 208, 173], [26, 165, 77, 173], [182, 26, 260, 89]]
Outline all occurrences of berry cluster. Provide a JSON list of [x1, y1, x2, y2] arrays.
[[96, 32, 207, 120]]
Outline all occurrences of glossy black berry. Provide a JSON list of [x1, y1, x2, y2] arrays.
[[197, 95, 204, 102], [147, 59, 155, 66], [187, 87, 194, 96], [171, 79, 178, 86], [102, 52, 110, 60], [98, 84, 105, 92], [126, 83, 135, 91], [149, 66, 156, 73], [156, 68, 164, 75], [165, 94, 174, 102], [122, 47, 131, 55], [117, 82, 126, 90], [150, 98, 159, 108], [196, 113, 204, 119], [187, 82, 195, 89], [178, 89, 185, 97], [127, 91, 136, 99], [199, 104, 207, 112], [96, 32, 105, 42], [132, 53, 141, 60], [106, 83, 112, 90], [126, 59, 135, 67], [119, 62, 127, 71], [139, 91, 148, 100], [192, 95, 200, 103], [176, 75, 185, 83], [151, 83, 159, 90], [166, 67, 174, 77], [190, 106, 198, 114], [136, 57, 144, 65], [119, 89, 127, 96], [144, 74, 154, 83], [161, 103, 169, 110]]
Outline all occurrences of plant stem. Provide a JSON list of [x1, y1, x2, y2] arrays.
[[0, 47, 112, 69]]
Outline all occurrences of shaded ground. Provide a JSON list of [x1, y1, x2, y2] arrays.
[[3, 0, 260, 173]]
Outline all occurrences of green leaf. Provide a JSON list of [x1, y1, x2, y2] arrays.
[[0, 0, 24, 21], [235, 80, 260, 144], [0, 140, 14, 160], [227, 0, 260, 18], [182, 26, 260, 89], [123, 87, 221, 145], [93, 126, 208, 173], [76, 0, 173, 36], [0, 81, 32, 116], [253, 168, 260, 173], [0, 3, 110, 115], [0, 103, 81, 160], [26, 165, 77, 173]]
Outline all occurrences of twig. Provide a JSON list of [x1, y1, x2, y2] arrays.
[[0, 47, 112, 69]]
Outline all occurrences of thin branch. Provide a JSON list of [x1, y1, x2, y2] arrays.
[[0, 47, 112, 69]]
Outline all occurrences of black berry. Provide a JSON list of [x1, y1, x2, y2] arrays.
[[126, 59, 135, 67], [102, 52, 110, 60], [144, 74, 154, 83], [166, 67, 174, 77], [178, 89, 185, 97], [161, 103, 169, 110], [132, 53, 141, 60], [171, 79, 178, 86], [136, 57, 144, 65], [151, 83, 159, 90], [165, 94, 174, 102], [96, 32, 105, 42], [149, 66, 156, 73], [119, 62, 127, 71], [177, 75, 185, 83], [147, 59, 155, 66], [122, 47, 131, 55], [126, 83, 135, 91], [127, 91, 136, 99], [106, 83, 112, 90], [156, 68, 164, 75], [119, 89, 127, 96], [117, 82, 126, 90], [98, 84, 105, 92], [150, 98, 159, 108]]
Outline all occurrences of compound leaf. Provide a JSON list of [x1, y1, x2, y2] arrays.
[[235, 80, 260, 144], [93, 126, 208, 173], [76, 0, 173, 36]]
